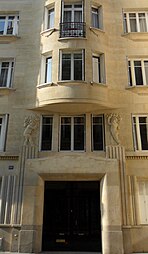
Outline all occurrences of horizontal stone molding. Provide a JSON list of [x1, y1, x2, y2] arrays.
[[0, 156, 19, 160]]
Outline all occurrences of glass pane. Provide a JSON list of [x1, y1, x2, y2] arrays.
[[48, 9, 54, 28], [93, 56, 100, 83], [93, 116, 104, 150], [41, 117, 53, 150], [133, 119, 138, 150], [7, 20, 14, 34], [139, 13, 147, 32], [45, 57, 52, 83], [62, 54, 71, 80], [139, 117, 148, 150], [128, 61, 132, 86], [64, 11, 72, 22], [129, 14, 137, 32], [60, 117, 71, 150], [123, 14, 128, 33], [144, 61, 148, 85], [0, 20, 5, 34], [0, 62, 9, 87], [92, 8, 99, 28], [74, 117, 84, 150], [134, 61, 143, 85], [74, 11, 82, 22], [74, 53, 82, 80]]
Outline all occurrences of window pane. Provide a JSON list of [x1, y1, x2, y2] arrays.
[[92, 116, 104, 150], [64, 11, 72, 22], [128, 61, 132, 86], [45, 57, 52, 83], [93, 56, 100, 83], [123, 14, 128, 33], [62, 54, 71, 80], [133, 117, 138, 150], [74, 11, 82, 22], [139, 117, 148, 150], [41, 117, 53, 150], [74, 117, 84, 150], [134, 61, 143, 85], [144, 61, 148, 85], [129, 14, 137, 32], [92, 8, 99, 28], [139, 13, 147, 32], [74, 53, 82, 80], [60, 117, 71, 150], [48, 9, 54, 28], [7, 20, 14, 34], [0, 18, 5, 34], [0, 62, 9, 87]]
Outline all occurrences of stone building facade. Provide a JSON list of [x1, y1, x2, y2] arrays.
[[0, 0, 148, 253]]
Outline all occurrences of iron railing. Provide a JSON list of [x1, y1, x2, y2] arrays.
[[60, 22, 86, 38]]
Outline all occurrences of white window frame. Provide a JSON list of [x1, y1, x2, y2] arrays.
[[138, 181, 148, 224], [132, 115, 148, 151], [59, 115, 85, 151], [128, 59, 148, 86], [92, 53, 105, 84], [124, 12, 148, 33], [61, 2, 83, 23], [40, 116, 53, 151], [0, 59, 14, 88], [45, 56, 52, 83], [0, 114, 8, 151], [0, 14, 19, 35], [59, 50, 84, 81]]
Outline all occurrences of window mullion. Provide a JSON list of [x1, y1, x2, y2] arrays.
[[136, 117, 142, 150], [131, 60, 136, 86], [136, 13, 140, 32], [142, 60, 146, 86], [71, 117, 74, 151], [127, 13, 131, 32], [71, 53, 74, 80]]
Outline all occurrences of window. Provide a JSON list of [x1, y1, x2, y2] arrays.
[[133, 115, 148, 151], [138, 181, 148, 224], [0, 14, 19, 35], [91, 6, 102, 29], [0, 60, 14, 87], [128, 59, 148, 86], [60, 116, 85, 151], [45, 57, 52, 83], [0, 114, 8, 151], [124, 12, 148, 33], [41, 116, 53, 150], [48, 8, 54, 29], [92, 54, 105, 83], [60, 2, 85, 38], [92, 115, 104, 151], [60, 50, 84, 81]]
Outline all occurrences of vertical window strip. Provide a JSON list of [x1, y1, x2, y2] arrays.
[[41, 116, 53, 151], [45, 57, 52, 83], [92, 115, 104, 151]]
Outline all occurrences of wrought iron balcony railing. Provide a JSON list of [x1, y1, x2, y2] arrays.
[[60, 22, 86, 38]]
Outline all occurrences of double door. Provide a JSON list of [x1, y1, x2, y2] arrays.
[[42, 181, 102, 251]]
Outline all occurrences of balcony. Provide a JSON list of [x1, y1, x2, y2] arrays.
[[59, 22, 86, 38]]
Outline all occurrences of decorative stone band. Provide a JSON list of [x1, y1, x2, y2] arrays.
[[126, 155, 148, 160], [0, 156, 19, 160]]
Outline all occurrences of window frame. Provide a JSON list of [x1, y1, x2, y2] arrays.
[[132, 115, 148, 151], [0, 14, 19, 36], [123, 12, 148, 33], [59, 115, 85, 151], [0, 59, 14, 88], [59, 50, 85, 81], [61, 2, 83, 23], [128, 59, 148, 86], [45, 56, 52, 83], [0, 114, 8, 152], [91, 114, 105, 151], [40, 116, 53, 151]]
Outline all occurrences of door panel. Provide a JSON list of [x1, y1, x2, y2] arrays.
[[42, 181, 102, 251]]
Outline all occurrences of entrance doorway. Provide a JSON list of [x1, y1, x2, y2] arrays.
[[42, 181, 102, 252]]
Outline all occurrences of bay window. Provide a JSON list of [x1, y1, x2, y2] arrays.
[[60, 116, 85, 151], [60, 50, 84, 81], [133, 115, 148, 151]]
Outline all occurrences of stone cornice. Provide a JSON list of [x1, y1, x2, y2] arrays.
[[0, 156, 19, 161]]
